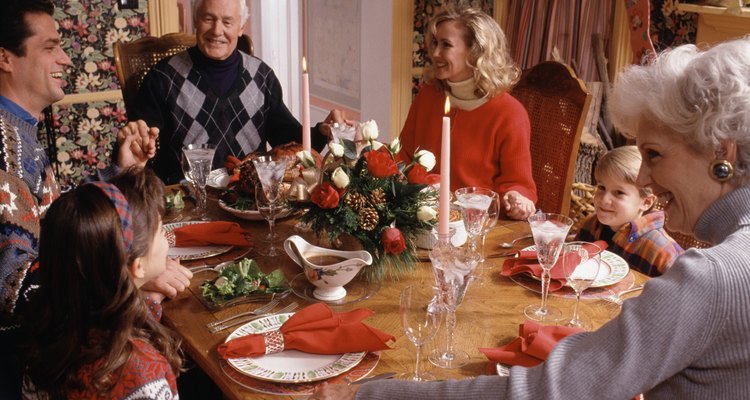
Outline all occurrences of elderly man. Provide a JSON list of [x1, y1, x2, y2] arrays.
[[0, 0, 192, 396], [126, 0, 346, 184]]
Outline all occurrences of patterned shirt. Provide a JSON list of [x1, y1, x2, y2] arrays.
[[575, 210, 683, 277]]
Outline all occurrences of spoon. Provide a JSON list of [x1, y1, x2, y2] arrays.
[[498, 234, 533, 248]]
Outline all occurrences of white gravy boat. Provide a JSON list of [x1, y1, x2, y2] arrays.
[[284, 235, 373, 301]]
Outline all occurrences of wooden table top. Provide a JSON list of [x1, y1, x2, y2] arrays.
[[161, 194, 647, 400]]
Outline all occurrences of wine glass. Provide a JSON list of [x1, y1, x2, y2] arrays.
[[455, 187, 500, 283], [399, 285, 442, 381], [562, 241, 602, 331], [181, 143, 217, 220], [428, 244, 479, 369], [252, 155, 290, 256], [523, 212, 573, 322]]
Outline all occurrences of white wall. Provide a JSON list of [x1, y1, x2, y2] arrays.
[[360, 1, 393, 140], [250, 0, 393, 142]]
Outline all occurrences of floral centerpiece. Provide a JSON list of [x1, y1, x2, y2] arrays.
[[292, 120, 440, 281]]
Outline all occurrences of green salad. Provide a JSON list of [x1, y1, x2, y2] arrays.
[[165, 189, 185, 211], [200, 258, 287, 305]]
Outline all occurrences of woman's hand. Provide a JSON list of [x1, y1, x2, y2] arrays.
[[140, 257, 193, 299], [118, 119, 159, 169], [503, 190, 536, 220]]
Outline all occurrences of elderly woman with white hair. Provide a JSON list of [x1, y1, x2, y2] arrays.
[[313, 37, 750, 400], [121, 0, 347, 184]]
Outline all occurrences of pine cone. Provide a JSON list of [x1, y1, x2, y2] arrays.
[[358, 207, 379, 231], [368, 188, 386, 206], [344, 192, 367, 211]]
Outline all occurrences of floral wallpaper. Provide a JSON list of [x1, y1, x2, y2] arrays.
[[650, 0, 698, 51], [44, 0, 149, 190]]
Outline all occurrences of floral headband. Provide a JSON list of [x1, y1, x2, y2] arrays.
[[87, 181, 134, 253]]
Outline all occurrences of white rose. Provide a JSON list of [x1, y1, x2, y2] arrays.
[[331, 167, 350, 189], [296, 150, 315, 168], [329, 142, 344, 157], [388, 137, 402, 154], [371, 140, 384, 150], [415, 150, 436, 172], [360, 119, 379, 140], [417, 205, 437, 222]]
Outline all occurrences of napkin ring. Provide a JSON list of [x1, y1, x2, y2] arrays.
[[263, 330, 285, 354]]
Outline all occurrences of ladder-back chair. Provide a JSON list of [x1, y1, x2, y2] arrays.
[[510, 61, 592, 216], [114, 33, 254, 115]]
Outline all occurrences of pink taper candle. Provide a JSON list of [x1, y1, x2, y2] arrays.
[[301, 57, 311, 152], [438, 96, 451, 236]]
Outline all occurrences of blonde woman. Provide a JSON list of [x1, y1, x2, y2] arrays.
[[399, 4, 537, 220]]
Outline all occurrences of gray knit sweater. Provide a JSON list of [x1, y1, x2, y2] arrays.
[[358, 185, 750, 399]]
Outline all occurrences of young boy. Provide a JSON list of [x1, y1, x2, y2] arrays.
[[575, 146, 683, 277]]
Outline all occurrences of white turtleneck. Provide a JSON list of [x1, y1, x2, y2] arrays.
[[446, 78, 489, 111]]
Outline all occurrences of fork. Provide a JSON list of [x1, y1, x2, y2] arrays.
[[209, 302, 299, 333], [206, 297, 282, 328], [604, 285, 645, 305]]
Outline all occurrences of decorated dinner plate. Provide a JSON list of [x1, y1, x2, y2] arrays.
[[225, 313, 367, 383], [218, 200, 293, 221], [164, 221, 234, 260], [207, 168, 231, 190], [522, 246, 630, 288]]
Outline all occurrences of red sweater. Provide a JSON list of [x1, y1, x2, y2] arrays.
[[400, 84, 537, 204]]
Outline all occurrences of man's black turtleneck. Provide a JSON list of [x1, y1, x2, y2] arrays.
[[188, 46, 242, 97]]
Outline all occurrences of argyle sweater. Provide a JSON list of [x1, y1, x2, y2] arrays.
[[132, 47, 326, 184], [575, 211, 684, 277], [0, 109, 59, 331]]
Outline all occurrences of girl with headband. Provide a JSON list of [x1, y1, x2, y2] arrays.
[[20, 168, 182, 399]]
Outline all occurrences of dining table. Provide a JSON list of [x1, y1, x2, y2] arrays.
[[161, 188, 648, 400]]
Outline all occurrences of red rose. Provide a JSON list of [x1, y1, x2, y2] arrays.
[[381, 227, 406, 255], [407, 164, 440, 185], [364, 148, 399, 178], [311, 183, 340, 209]]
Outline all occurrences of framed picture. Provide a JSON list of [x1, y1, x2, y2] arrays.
[[306, 0, 361, 109]]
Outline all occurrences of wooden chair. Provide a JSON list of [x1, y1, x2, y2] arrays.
[[510, 61, 592, 216], [114, 33, 254, 115]]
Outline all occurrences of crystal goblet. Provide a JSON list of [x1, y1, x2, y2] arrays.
[[523, 212, 573, 322], [398, 285, 442, 381], [428, 238, 479, 369], [181, 143, 217, 220], [562, 241, 602, 331], [252, 155, 290, 256], [455, 187, 499, 283]]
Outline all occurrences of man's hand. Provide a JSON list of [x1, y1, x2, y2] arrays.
[[503, 190, 536, 220], [140, 257, 193, 299], [118, 119, 159, 169], [319, 109, 357, 138]]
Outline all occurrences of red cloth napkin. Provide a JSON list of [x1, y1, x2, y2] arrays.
[[479, 320, 583, 367], [500, 240, 607, 291], [170, 221, 251, 247], [217, 303, 395, 358]]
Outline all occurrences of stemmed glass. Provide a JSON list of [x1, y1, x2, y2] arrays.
[[252, 155, 290, 256], [428, 239, 479, 369], [398, 285, 442, 381], [181, 143, 217, 220], [523, 213, 573, 322], [562, 241, 602, 331], [455, 187, 499, 283]]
